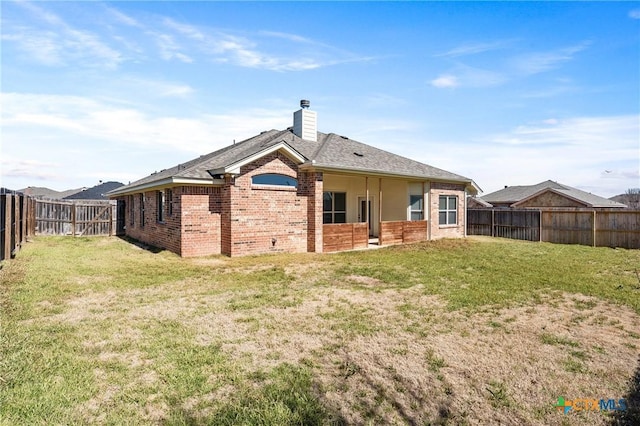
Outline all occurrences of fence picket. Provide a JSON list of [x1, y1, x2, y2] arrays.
[[468, 208, 640, 249]]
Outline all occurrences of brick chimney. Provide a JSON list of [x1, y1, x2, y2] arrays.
[[293, 99, 317, 142]]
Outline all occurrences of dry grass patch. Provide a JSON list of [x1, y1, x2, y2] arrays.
[[2, 236, 639, 425]]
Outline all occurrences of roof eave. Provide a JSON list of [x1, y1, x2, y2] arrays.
[[300, 163, 477, 191], [510, 188, 591, 208], [209, 141, 307, 176], [106, 177, 223, 197]]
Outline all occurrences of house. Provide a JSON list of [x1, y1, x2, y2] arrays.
[[20, 186, 86, 200], [64, 181, 124, 200], [107, 101, 478, 257], [477, 180, 627, 209]]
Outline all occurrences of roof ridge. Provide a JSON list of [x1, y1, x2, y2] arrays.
[[176, 129, 281, 176], [308, 131, 333, 161]]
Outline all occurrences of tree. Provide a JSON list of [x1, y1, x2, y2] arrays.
[[625, 188, 640, 209]]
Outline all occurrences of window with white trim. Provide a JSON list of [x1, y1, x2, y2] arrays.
[[438, 195, 457, 225], [323, 192, 346, 224], [251, 173, 298, 188], [409, 195, 423, 220]]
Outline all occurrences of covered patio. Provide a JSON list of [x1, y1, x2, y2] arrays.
[[320, 172, 431, 253]]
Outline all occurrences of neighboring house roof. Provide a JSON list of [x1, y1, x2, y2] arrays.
[[611, 192, 640, 209], [19, 186, 85, 199], [467, 196, 493, 207], [479, 180, 627, 208], [64, 181, 124, 200], [108, 128, 477, 196]]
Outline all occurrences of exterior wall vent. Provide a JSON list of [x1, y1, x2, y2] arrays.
[[293, 100, 317, 142]]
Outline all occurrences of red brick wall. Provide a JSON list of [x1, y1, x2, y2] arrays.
[[117, 186, 222, 257], [299, 171, 323, 253], [222, 152, 310, 256], [120, 190, 181, 254], [429, 182, 466, 239], [179, 186, 222, 257]]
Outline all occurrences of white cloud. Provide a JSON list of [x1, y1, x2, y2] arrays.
[[455, 115, 640, 198], [1, 156, 63, 182], [437, 39, 516, 58], [4, 1, 124, 69], [431, 74, 459, 88], [1, 92, 295, 188], [103, 6, 142, 28], [510, 41, 591, 76], [158, 17, 371, 71], [629, 9, 640, 19], [4, 2, 372, 72], [152, 32, 193, 63], [162, 18, 206, 41]]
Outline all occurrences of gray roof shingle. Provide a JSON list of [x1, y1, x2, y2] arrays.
[[480, 180, 626, 208], [109, 129, 473, 195]]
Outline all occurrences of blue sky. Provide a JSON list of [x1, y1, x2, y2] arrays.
[[2, 1, 639, 198]]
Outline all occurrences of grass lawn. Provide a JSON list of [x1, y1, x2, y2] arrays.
[[1, 236, 639, 425]]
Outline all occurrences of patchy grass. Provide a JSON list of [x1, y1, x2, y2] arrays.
[[1, 236, 639, 425]]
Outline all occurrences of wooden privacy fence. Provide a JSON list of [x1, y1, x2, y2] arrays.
[[1, 193, 36, 261], [36, 199, 117, 237], [467, 208, 640, 249], [379, 220, 428, 246], [323, 223, 368, 252], [467, 209, 540, 241]]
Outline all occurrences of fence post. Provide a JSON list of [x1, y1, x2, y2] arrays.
[[20, 196, 26, 245], [592, 210, 596, 247], [72, 203, 76, 237], [539, 210, 542, 242], [109, 203, 114, 236], [12, 194, 19, 255], [3, 195, 11, 260], [491, 209, 495, 237]]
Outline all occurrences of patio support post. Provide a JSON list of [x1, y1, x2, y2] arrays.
[[365, 177, 370, 236], [379, 177, 383, 222], [422, 182, 427, 239]]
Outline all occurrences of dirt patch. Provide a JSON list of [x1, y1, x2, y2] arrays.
[[38, 277, 639, 425], [180, 287, 639, 425]]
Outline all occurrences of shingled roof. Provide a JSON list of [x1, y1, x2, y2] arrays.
[[480, 180, 627, 208], [108, 127, 475, 196]]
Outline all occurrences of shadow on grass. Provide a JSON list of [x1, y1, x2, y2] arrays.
[[165, 363, 347, 425], [342, 353, 454, 425], [611, 355, 640, 425], [117, 235, 165, 254]]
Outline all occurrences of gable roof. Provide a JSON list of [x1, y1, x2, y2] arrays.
[[108, 128, 476, 196], [480, 180, 626, 208], [19, 186, 85, 199], [64, 181, 124, 200]]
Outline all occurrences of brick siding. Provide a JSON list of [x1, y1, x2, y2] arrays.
[[429, 182, 466, 239], [222, 152, 312, 256], [116, 155, 468, 257]]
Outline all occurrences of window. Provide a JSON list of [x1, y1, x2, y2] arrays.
[[323, 192, 346, 224], [410, 195, 423, 220], [166, 189, 173, 217], [139, 194, 145, 228], [157, 191, 165, 222], [129, 195, 135, 226], [439, 195, 457, 225], [252, 174, 298, 188]]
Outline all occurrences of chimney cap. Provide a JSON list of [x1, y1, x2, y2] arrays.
[[300, 99, 310, 109]]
